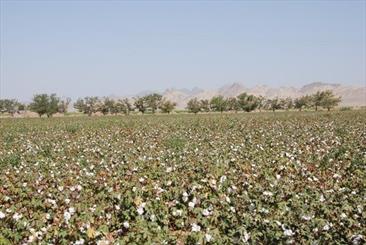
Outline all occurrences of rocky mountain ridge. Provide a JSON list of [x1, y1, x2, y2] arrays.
[[161, 82, 365, 108]]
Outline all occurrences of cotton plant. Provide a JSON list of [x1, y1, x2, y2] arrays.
[[0, 111, 365, 244]]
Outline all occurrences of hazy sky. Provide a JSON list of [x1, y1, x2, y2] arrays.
[[1, 0, 365, 101]]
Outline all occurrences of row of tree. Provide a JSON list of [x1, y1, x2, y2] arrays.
[[0, 90, 341, 117], [0, 94, 71, 117], [73, 93, 177, 116], [186, 90, 341, 113], [0, 93, 177, 117]]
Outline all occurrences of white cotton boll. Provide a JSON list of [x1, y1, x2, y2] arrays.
[[333, 173, 341, 179], [166, 167, 173, 173], [202, 209, 210, 216], [28, 235, 35, 243], [123, 221, 129, 228], [65, 198, 71, 204], [150, 214, 156, 221], [96, 239, 110, 245], [64, 211, 71, 223], [242, 231, 250, 242], [283, 229, 294, 237], [319, 195, 325, 202], [137, 206, 144, 215], [74, 239, 85, 245], [351, 234, 364, 245], [302, 215, 312, 221], [188, 201, 195, 209], [205, 233, 213, 242], [12, 213, 22, 221], [0, 211, 5, 219], [220, 175, 227, 183], [225, 196, 231, 203], [47, 199, 57, 206], [191, 223, 201, 232], [173, 209, 183, 217], [263, 191, 273, 197]]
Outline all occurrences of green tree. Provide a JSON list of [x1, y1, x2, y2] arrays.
[[199, 99, 210, 112], [98, 98, 115, 115], [257, 96, 266, 112], [112, 99, 131, 115], [48, 94, 60, 117], [29, 94, 60, 117], [145, 93, 163, 113], [226, 97, 240, 112], [312, 91, 323, 111], [187, 98, 201, 114], [74, 96, 99, 116], [294, 95, 311, 111], [265, 98, 282, 112], [29, 94, 48, 117], [18, 103, 26, 111], [159, 99, 176, 114], [280, 97, 293, 111], [134, 97, 147, 114], [320, 90, 341, 111], [123, 98, 133, 114], [210, 96, 227, 113], [0, 99, 22, 116], [237, 93, 259, 112]]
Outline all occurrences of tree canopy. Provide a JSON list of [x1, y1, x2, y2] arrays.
[[210, 96, 227, 112], [186, 98, 201, 114], [29, 94, 61, 117]]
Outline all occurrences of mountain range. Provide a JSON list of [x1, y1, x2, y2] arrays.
[[157, 82, 365, 109]]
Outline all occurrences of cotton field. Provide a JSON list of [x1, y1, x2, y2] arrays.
[[0, 111, 365, 244]]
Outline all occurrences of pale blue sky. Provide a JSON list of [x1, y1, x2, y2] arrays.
[[1, 0, 365, 101]]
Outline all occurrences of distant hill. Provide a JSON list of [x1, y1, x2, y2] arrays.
[[159, 82, 366, 109]]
